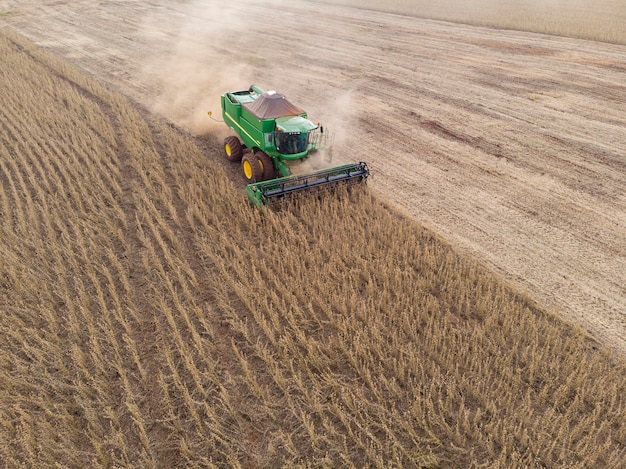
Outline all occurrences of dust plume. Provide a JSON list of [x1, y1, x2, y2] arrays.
[[139, 0, 259, 136], [288, 88, 360, 175]]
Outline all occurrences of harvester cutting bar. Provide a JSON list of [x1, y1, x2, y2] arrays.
[[246, 162, 369, 208]]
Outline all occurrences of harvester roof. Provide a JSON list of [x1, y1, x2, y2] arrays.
[[243, 90, 306, 120]]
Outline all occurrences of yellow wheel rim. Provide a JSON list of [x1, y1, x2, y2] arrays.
[[225, 144, 232, 157], [243, 160, 253, 179]]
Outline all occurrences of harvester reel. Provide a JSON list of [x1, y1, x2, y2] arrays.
[[242, 153, 263, 183], [224, 136, 243, 162]]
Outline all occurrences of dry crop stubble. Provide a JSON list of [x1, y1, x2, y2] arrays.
[[1, 28, 626, 468]]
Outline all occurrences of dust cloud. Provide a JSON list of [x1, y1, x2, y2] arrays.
[[137, 0, 367, 175], [138, 0, 370, 146], [139, 0, 260, 136], [285, 87, 361, 176]]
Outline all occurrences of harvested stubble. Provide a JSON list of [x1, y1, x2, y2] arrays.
[[0, 29, 624, 468]]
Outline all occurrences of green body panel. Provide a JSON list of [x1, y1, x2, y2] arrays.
[[222, 94, 264, 149], [275, 116, 317, 133]]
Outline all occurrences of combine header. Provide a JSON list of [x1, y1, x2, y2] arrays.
[[215, 85, 369, 207]]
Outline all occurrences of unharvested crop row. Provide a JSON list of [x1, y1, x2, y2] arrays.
[[185, 180, 626, 466], [0, 35, 151, 467], [1, 29, 625, 468], [312, 0, 626, 45]]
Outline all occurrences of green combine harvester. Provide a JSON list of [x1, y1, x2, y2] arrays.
[[215, 85, 369, 207]]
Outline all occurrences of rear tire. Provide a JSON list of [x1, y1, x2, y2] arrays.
[[224, 136, 243, 162], [242, 153, 263, 183], [255, 151, 275, 180]]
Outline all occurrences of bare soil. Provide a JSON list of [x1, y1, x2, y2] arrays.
[[2, 0, 625, 353]]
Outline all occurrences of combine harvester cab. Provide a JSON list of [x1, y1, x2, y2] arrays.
[[218, 85, 369, 207]]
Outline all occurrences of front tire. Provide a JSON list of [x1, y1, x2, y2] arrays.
[[224, 136, 243, 162], [242, 153, 263, 183]]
